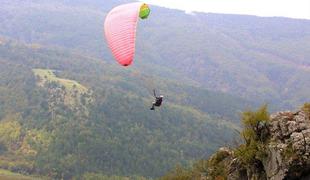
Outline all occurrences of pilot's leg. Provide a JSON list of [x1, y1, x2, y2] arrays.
[[150, 102, 155, 110]]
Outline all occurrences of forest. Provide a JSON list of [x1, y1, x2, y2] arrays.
[[0, 39, 242, 178]]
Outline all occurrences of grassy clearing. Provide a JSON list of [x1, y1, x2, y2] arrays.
[[32, 68, 92, 107], [32, 68, 87, 93]]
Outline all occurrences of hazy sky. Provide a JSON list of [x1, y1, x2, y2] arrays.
[[140, 0, 310, 19]]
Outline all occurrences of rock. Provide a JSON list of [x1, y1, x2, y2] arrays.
[[227, 158, 249, 180], [287, 121, 297, 134], [209, 107, 310, 180], [265, 146, 289, 180], [264, 110, 310, 179]]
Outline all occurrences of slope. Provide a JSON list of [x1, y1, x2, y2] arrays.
[[0, 38, 248, 178]]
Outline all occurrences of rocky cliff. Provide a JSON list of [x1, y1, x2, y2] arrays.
[[207, 104, 310, 180]]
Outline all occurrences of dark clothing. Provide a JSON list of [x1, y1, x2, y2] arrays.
[[154, 97, 163, 106], [150, 90, 163, 110], [150, 97, 163, 110]]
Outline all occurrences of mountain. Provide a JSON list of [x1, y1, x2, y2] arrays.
[[0, 38, 248, 178], [0, 0, 309, 109]]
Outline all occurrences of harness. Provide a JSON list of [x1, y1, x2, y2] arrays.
[[154, 97, 163, 106]]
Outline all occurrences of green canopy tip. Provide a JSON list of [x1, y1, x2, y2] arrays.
[[139, 4, 150, 19]]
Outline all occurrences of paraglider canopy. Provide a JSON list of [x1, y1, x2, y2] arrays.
[[104, 2, 150, 66]]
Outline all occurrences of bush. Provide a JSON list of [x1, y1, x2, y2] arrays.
[[207, 150, 229, 179], [302, 103, 310, 118], [235, 105, 270, 165]]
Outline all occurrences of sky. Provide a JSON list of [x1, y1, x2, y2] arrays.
[[140, 0, 310, 20]]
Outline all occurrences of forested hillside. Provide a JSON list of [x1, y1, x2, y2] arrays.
[[0, 38, 246, 178], [1, 0, 309, 109]]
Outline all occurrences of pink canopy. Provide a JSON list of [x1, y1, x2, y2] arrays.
[[104, 2, 147, 66]]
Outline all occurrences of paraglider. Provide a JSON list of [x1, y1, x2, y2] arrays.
[[104, 2, 150, 66], [150, 89, 164, 110], [104, 3, 163, 110]]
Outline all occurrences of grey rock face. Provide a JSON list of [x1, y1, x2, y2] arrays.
[[266, 111, 310, 179], [224, 109, 310, 180]]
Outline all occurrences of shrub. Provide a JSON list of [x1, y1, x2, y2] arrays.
[[235, 105, 270, 165], [302, 103, 310, 118]]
